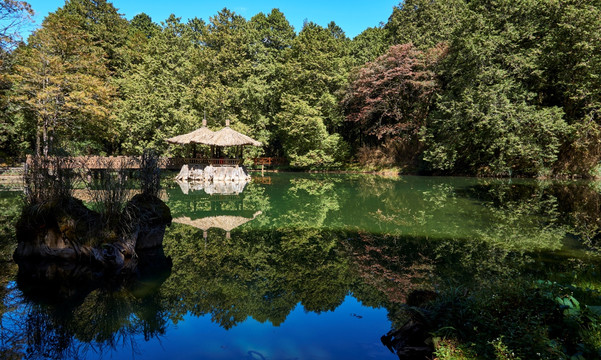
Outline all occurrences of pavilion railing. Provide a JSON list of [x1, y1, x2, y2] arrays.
[[26, 156, 244, 171], [164, 157, 242, 168]]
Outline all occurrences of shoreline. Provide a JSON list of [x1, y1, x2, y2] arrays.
[[247, 167, 600, 180], [3, 160, 599, 182]]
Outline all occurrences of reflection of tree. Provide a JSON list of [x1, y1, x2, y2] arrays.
[[0, 263, 20, 360], [342, 233, 434, 305], [461, 183, 566, 251], [345, 177, 572, 251], [166, 174, 601, 256], [5, 174, 601, 358], [166, 181, 270, 222], [161, 222, 539, 334], [241, 182, 272, 227], [0, 249, 172, 360], [159, 175, 359, 328], [342, 233, 536, 312], [161, 174, 587, 332], [552, 183, 601, 250], [339, 176, 473, 238], [277, 177, 342, 229], [460, 181, 601, 252], [161, 225, 355, 329], [0, 192, 21, 261]]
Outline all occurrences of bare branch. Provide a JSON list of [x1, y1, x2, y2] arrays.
[[0, 0, 34, 50]]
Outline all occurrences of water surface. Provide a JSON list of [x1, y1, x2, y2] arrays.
[[1, 173, 600, 359]]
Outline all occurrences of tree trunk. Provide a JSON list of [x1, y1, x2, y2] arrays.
[[35, 128, 41, 156], [42, 117, 48, 157]]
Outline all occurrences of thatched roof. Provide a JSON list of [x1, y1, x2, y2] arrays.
[[165, 119, 261, 147], [165, 127, 214, 145], [173, 211, 262, 231], [209, 124, 262, 147], [165, 119, 214, 145]]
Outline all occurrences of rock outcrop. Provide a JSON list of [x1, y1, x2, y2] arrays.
[[14, 194, 172, 272]]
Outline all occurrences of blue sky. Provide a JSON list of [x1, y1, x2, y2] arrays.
[[24, 0, 400, 39]]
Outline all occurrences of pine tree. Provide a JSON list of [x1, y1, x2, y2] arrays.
[[116, 15, 198, 155], [10, 3, 118, 155]]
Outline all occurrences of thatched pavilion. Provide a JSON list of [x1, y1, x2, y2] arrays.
[[166, 119, 261, 165], [210, 119, 261, 146], [166, 119, 262, 182]]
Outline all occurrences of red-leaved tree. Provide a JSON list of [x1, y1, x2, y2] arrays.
[[343, 43, 446, 164]]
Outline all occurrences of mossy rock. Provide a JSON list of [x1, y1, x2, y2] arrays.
[[124, 193, 172, 228], [124, 194, 172, 250], [14, 194, 171, 269], [16, 196, 102, 246]]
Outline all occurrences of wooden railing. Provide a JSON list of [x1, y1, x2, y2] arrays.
[[253, 157, 287, 166], [26, 155, 143, 170], [26, 156, 244, 170], [165, 158, 242, 168]]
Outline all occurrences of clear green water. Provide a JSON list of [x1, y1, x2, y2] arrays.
[[1, 173, 601, 359]]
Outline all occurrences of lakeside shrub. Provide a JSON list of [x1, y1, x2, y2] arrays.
[[429, 280, 601, 360]]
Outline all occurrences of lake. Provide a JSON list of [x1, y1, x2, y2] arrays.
[[1, 173, 600, 359]]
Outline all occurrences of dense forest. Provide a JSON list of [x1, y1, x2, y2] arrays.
[[1, 0, 600, 176]]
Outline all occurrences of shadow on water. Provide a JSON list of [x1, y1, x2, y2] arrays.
[[2, 174, 601, 358], [3, 245, 173, 360]]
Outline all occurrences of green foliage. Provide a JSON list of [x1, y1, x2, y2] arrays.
[[0, 191, 21, 260], [276, 94, 348, 167], [0, 1, 34, 159], [53, 0, 129, 72], [117, 15, 199, 155], [429, 279, 601, 360], [349, 26, 387, 67], [232, 8, 295, 157], [385, 0, 468, 49], [129, 13, 160, 39], [0, 0, 34, 51], [420, 0, 576, 176], [2, 0, 601, 174], [270, 21, 351, 166], [9, 0, 124, 156], [345, 0, 601, 176], [543, 1, 601, 174], [423, 85, 569, 175]]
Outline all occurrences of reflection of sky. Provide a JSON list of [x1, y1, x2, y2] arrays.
[[112, 296, 395, 360]]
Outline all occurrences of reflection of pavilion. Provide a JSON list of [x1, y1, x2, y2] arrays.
[[176, 179, 248, 195], [168, 181, 262, 239], [173, 211, 262, 239]]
